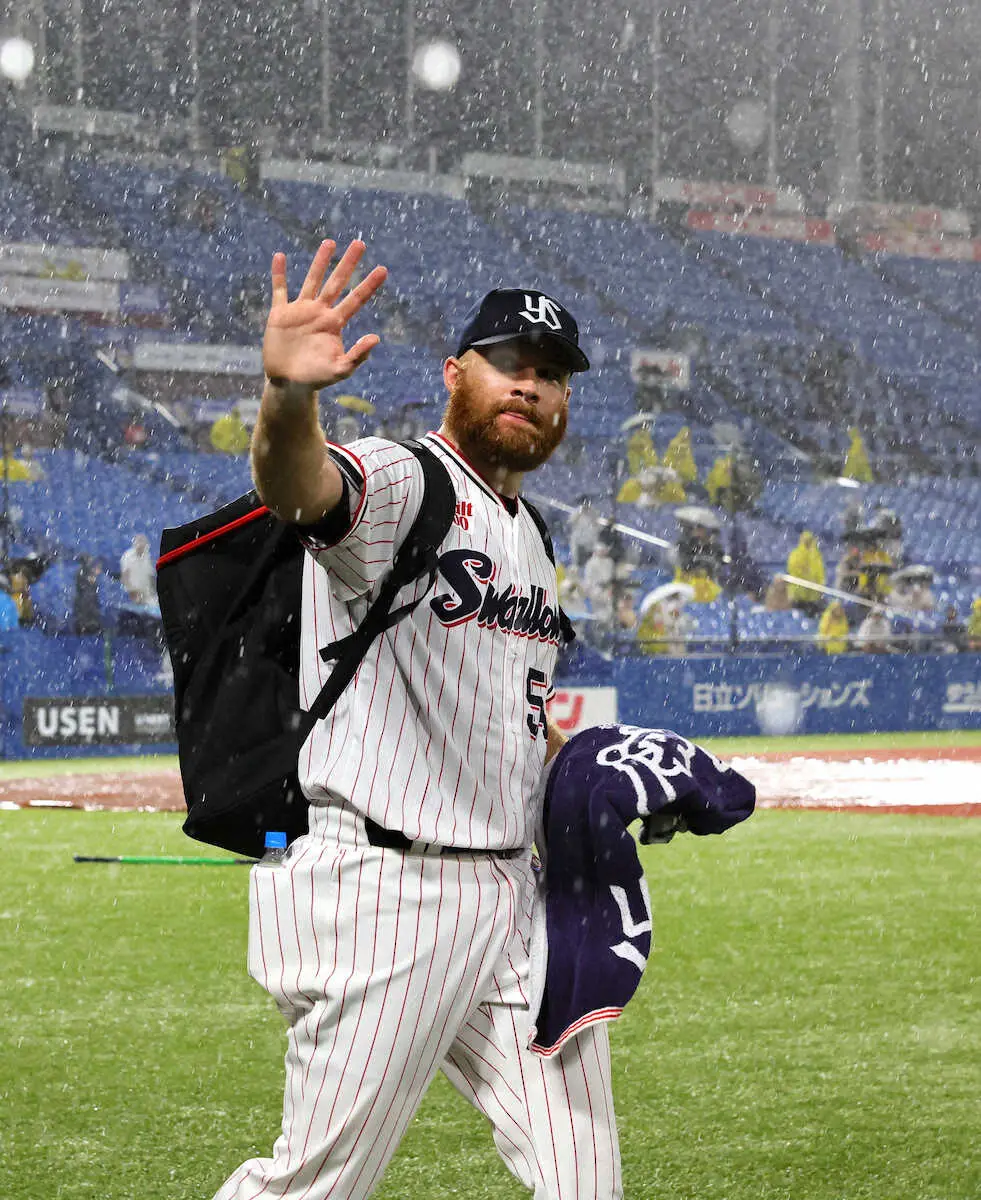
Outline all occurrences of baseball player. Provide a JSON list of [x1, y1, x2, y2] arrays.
[[212, 239, 622, 1199]]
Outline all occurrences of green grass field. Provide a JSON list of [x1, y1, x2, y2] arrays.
[[0, 728, 979, 781], [2, 805, 978, 1199]]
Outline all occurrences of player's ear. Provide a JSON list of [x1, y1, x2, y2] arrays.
[[443, 356, 463, 392]]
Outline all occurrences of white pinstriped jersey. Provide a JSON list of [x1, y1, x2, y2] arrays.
[[296, 433, 562, 850]]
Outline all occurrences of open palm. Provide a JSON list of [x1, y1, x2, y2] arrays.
[[263, 239, 388, 390]]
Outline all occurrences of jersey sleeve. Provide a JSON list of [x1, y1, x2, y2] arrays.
[[295, 437, 425, 602]]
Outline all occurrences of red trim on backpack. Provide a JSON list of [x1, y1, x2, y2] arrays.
[[156, 504, 270, 569]]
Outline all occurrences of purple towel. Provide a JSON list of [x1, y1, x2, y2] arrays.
[[530, 724, 756, 1055]]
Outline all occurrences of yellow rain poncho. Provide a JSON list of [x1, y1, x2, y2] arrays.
[[842, 427, 873, 483], [705, 454, 732, 506], [817, 602, 850, 654], [210, 411, 250, 455], [663, 426, 698, 484], [626, 427, 659, 476], [786, 531, 826, 606]]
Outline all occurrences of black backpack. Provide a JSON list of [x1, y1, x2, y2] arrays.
[[157, 440, 562, 858]]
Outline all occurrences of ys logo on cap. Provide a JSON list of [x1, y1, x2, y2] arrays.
[[519, 294, 564, 331]]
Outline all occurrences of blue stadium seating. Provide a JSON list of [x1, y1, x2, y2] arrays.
[[3, 155, 979, 672]]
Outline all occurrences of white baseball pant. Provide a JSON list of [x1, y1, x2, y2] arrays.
[[212, 802, 622, 1200]]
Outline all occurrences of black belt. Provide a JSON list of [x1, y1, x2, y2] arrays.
[[364, 817, 522, 859]]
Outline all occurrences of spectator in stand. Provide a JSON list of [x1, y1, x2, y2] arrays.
[[817, 600, 850, 654], [7, 568, 35, 626], [120, 534, 156, 605], [764, 574, 792, 611], [555, 562, 589, 616], [675, 520, 723, 603], [966, 597, 981, 651], [842, 426, 874, 483], [582, 540, 615, 624], [635, 594, 690, 656], [940, 605, 966, 653], [567, 495, 602, 570], [786, 531, 826, 617], [890, 568, 935, 615], [834, 545, 864, 597], [74, 556, 103, 635], [617, 465, 685, 506], [662, 425, 698, 486], [726, 525, 767, 601], [705, 452, 732, 506], [614, 587, 638, 638], [854, 606, 893, 653], [210, 405, 250, 454], [715, 450, 762, 514], [859, 545, 894, 601], [625, 423, 659, 476]]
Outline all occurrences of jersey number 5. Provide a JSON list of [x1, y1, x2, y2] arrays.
[[526, 668, 548, 740]]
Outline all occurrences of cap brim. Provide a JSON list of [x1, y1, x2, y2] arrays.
[[463, 331, 590, 373]]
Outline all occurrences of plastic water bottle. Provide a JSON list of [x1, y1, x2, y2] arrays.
[[258, 830, 288, 867]]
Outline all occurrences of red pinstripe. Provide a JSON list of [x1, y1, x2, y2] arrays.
[[401, 603, 438, 826], [444, 1046, 535, 1183], [292, 853, 409, 1200], [300, 848, 347, 1097], [364, 856, 469, 1169], [360, 860, 506, 1194], [576, 1032, 600, 1190], [294, 855, 368, 1162]]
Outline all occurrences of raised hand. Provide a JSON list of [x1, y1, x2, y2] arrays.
[[263, 239, 388, 390]]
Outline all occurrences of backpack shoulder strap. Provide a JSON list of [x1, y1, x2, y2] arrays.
[[519, 495, 556, 564], [386, 439, 456, 588], [306, 438, 456, 728], [519, 494, 577, 646]]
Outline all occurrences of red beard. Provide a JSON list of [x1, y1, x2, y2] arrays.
[[443, 374, 568, 472]]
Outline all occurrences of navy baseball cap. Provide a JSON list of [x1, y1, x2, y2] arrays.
[[455, 288, 590, 373]]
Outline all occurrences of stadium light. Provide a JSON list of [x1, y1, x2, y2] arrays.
[[0, 36, 35, 84]]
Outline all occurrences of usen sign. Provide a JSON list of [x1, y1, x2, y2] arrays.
[[23, 696, 176, 746]]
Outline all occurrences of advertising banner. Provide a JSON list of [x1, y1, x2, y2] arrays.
[[557, 654, 981, 737], [23, 695, 176, 746], [860, 232, 981, 262], [0, 242, 131, 281], [657, 177, 804, 214], [630, 349, 691, 390], [547, 687, 618, 735], [0, 275, 120, 314], [119, 283, 167, 315], [686, 211, 836, 245], [131, 340, 263, 375], [830, 201, 971, 236]]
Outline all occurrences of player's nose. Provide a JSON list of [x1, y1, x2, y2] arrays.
[[510, 371, 541, 401]]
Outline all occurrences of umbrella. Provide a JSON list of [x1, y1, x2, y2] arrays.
[[620, 412, 658, 433], [847, 525, 885, 545], [639, 582, 696, 614], [674, 505, 722, 530], [892, 564, 934, 585], [335, 394, 376, 415]]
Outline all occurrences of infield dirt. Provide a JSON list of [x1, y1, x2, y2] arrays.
[[1, 744, 978, 817]]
